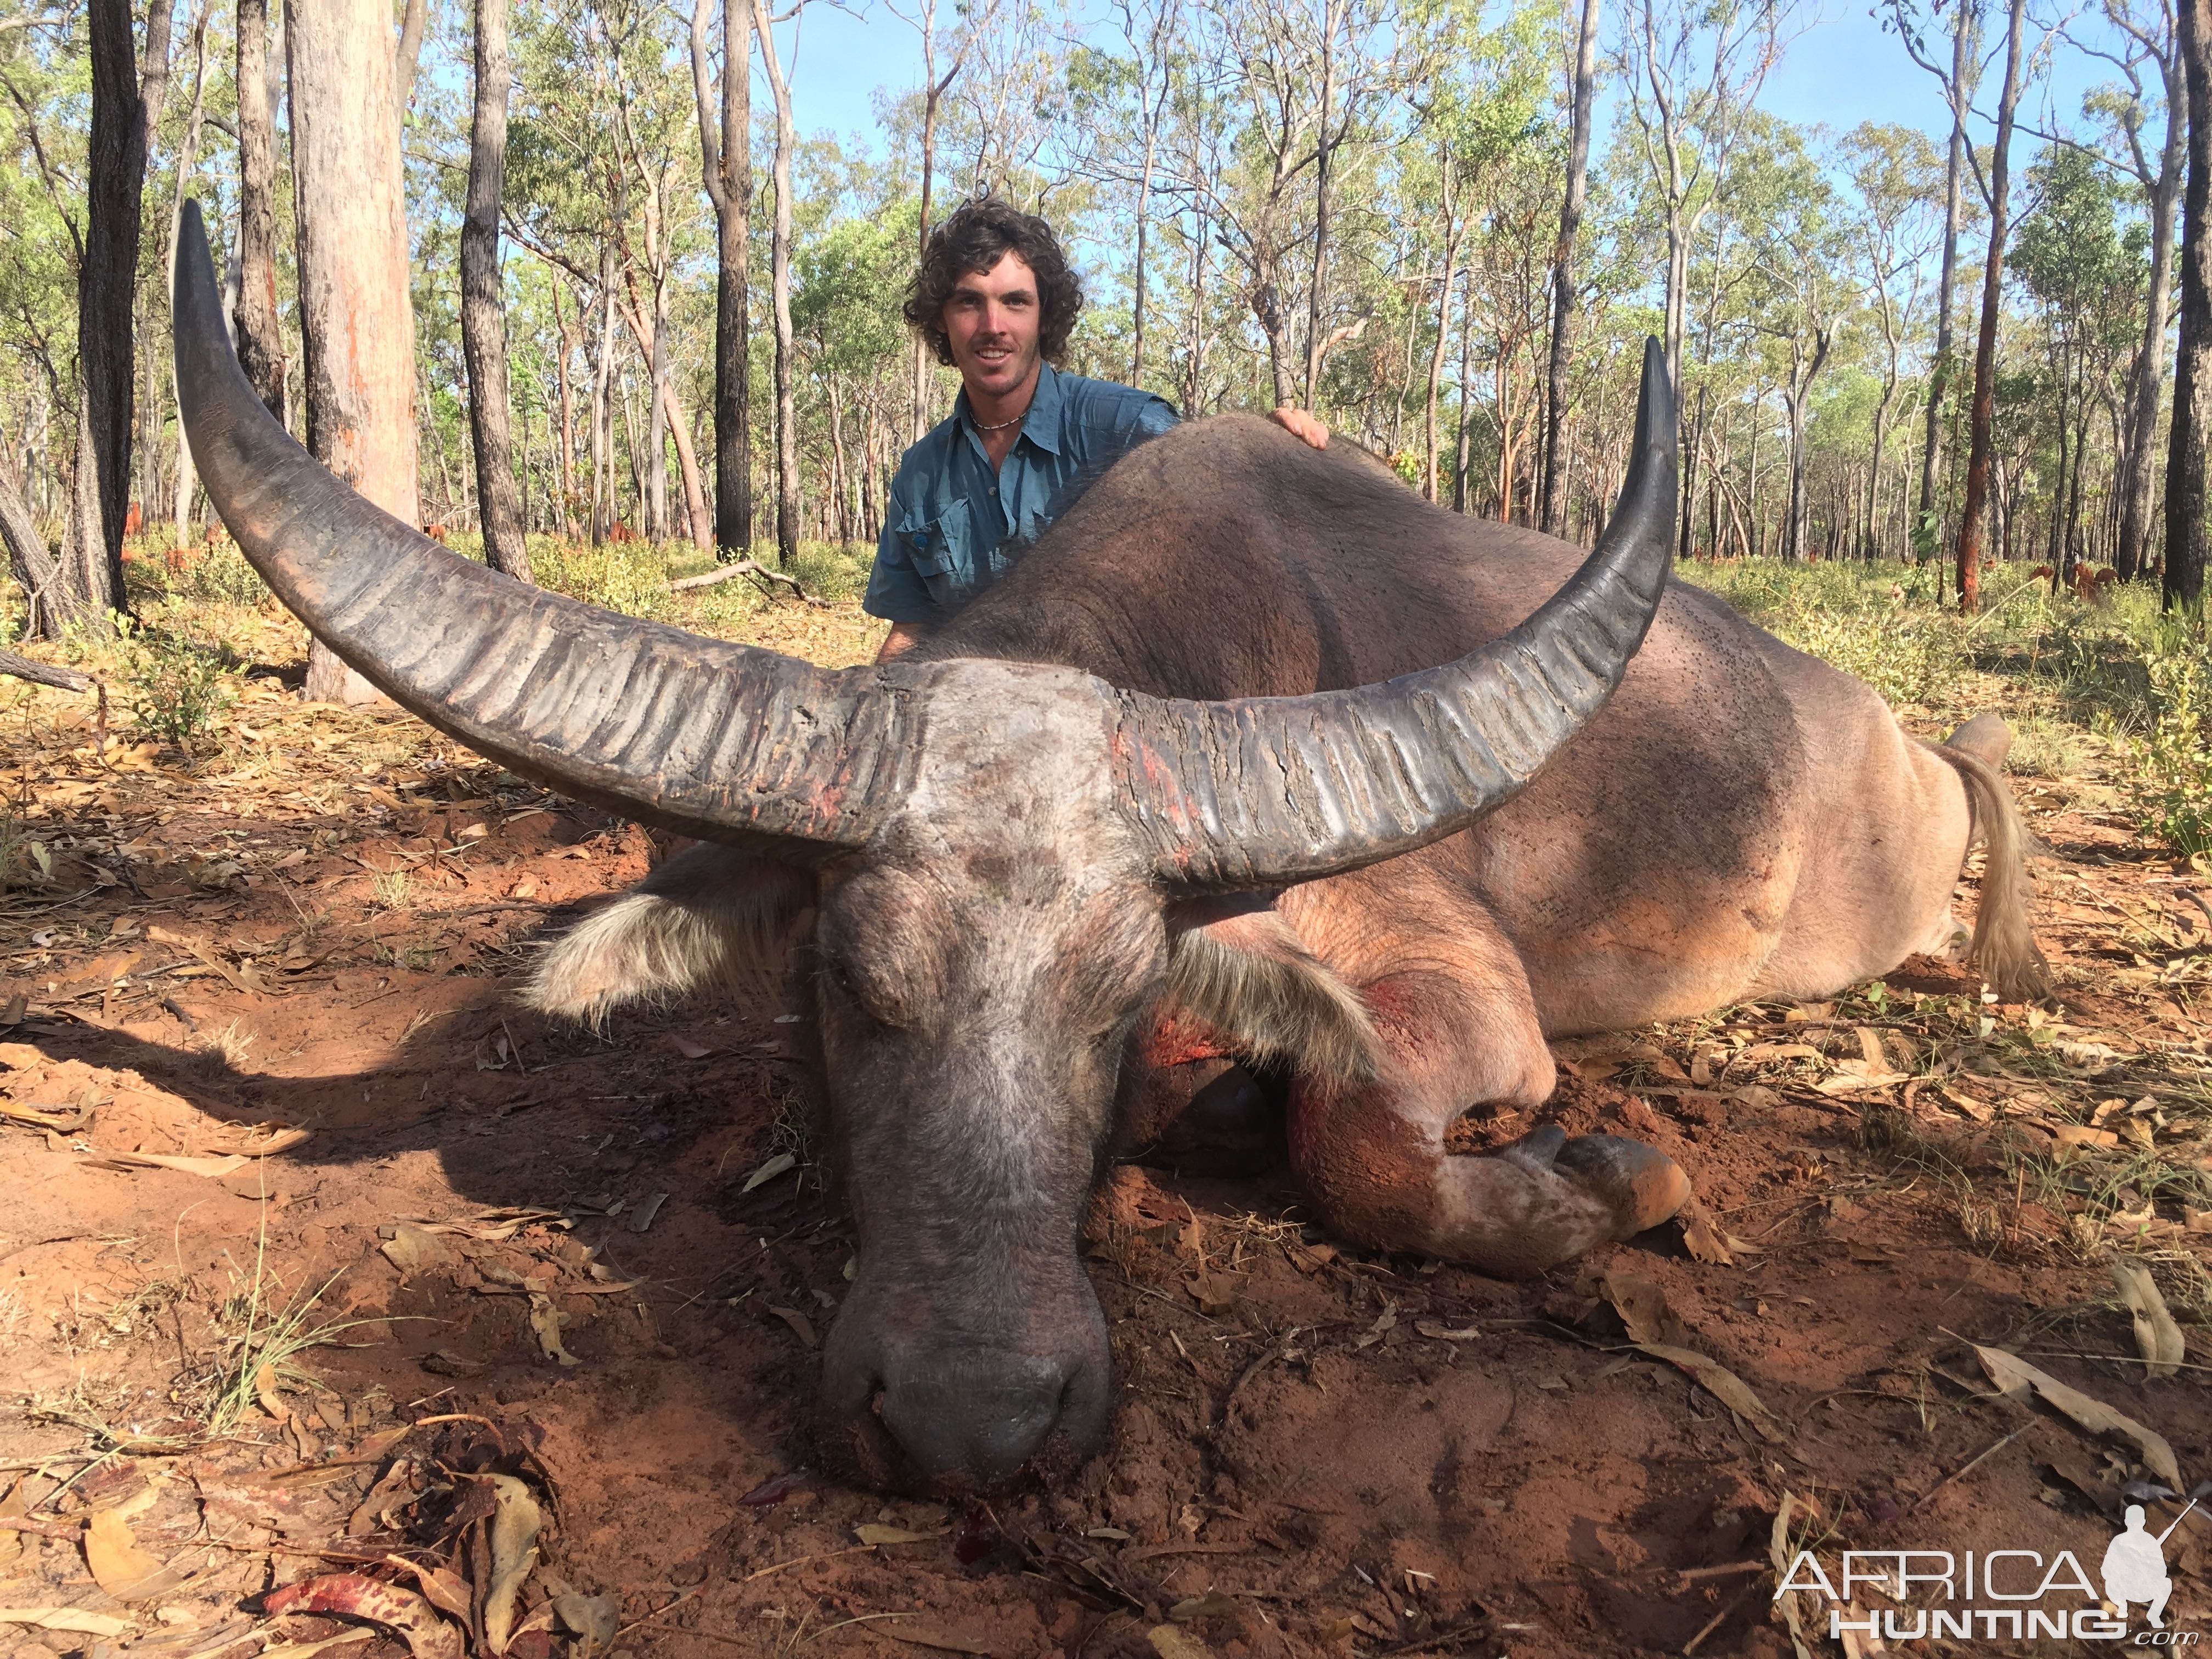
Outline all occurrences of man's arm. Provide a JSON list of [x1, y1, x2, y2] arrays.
[[1271, 408, 1329, 449], [877, 620, 930, 661]]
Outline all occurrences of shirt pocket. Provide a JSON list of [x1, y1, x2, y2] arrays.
[[896, 499, 975, 607]]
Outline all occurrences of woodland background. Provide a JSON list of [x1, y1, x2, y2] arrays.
[[2, 0, 2211, 655]]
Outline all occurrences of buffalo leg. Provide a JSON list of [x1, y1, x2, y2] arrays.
[[1280, 883, 1689, 1277]]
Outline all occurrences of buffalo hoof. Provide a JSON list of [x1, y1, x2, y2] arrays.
[[1550, 1131, 1692, 1238]]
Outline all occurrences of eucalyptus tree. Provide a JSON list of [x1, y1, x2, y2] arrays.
[[462, 0, 531, 582], [1839, 122, 1942, 560], [687, 0, 753, 558], [1541, 0, 1602, 534], [2162, 0, 2208, 611]]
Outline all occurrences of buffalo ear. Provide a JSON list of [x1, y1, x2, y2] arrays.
[[1163, 896, 1381, 1086], [524, 843, 814, 1026]]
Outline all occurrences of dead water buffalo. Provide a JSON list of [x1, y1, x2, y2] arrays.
[[173, 202, 2045, 1496]]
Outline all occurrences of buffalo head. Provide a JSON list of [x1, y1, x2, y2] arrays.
[[172, 200, 1677, 1494]]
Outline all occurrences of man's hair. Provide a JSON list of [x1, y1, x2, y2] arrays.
[[904, 198, 1084, 368]]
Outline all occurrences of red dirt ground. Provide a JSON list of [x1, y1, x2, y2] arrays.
[[1, 684, 2208, 1659]]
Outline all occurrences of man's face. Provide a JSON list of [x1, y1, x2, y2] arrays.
[[941, 251, 1043, 405]]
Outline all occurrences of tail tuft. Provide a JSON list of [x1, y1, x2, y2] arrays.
[[1937, 733, 2052, 1003]]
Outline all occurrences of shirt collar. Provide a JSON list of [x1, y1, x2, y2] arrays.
[[955, 361, 1064, 458]]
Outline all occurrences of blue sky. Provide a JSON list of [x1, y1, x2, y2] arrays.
[[777, 1, 2135, 176]]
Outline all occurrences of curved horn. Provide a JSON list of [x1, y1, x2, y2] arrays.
[[172, 200, 909, 853], [1116, 336, 1677, 889]]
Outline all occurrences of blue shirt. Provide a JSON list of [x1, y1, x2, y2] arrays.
[[864, 363, 1180, 622]]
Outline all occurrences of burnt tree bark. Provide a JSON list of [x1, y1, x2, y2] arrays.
[[754, 0, 800, 568], [2166, 0, 2211, 611], [287, 0, 419, 701], [689, 0, 753, 558], [1539, 0, 1600, 537], [462, 0, 531, 583], [1954, 0, 2028, 617], [1915, 5, 1971, 565], [234, 0, 286, 422], [2114, 8, 2186, 582], [62, 0, 171, 637]]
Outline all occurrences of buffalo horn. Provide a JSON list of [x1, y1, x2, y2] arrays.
[[172, 201, 907, 853], [1114, 336, 1678, 889]]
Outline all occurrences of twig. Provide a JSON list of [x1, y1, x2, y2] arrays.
[[668, 560, 824, 605], [1682, 1584, 1759, 1656], [0, 648, 91, 692], [1910, 1421, 2035, 1513]]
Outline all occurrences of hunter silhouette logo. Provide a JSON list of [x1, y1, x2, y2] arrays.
[[2104, 1498, 2198, 1631]]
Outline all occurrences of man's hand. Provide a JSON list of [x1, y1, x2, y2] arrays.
[[877, 620, 932, 662], [1270, 407, 1329, 450]]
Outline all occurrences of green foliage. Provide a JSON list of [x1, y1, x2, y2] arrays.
[[180, 543, 273, 606], [1681, 558, 1965, 708], [532, 537, 674, 619], [115, 607, 241, 747], [2130, 632, 2212, 857]]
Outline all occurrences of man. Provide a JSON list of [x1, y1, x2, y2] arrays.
[[867, 199, 1327, 659], [2102, 1504, 2174, 1629]]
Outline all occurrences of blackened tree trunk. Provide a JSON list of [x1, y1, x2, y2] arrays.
[[689, 0, 753, 558], [288, 0, 419, 702], [2117, 22, 2186, 581], [2166, 0, 2211, 611], [461, 0, 530, 583], [1915, 9, 1968, 564], [234, 0, 287, 421], [65, 0, 171, 636], [1539, 0, 1600, 537], [1955, 0, 2028, 617], [754, 0, 800, 568]]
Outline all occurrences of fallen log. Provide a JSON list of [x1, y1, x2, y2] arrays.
[[669, 560, 825, 606], [0, 648, 91, 692]]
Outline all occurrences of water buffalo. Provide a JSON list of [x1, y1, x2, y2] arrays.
[[172, 202, 2043, 1496]]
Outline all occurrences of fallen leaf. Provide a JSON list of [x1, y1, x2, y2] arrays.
[[668, 1035, 718, 1060], [1768, 1493, 1820, 1659], [380, 1225, 452, 1279], [0, 1609, 134, 1637], [551, 1593, 618, 1656], [213, 1126, 313, 1156], [1679, 1199, 1734, 1266], [1601, 1272, 1683, 1347], [1736, 1042, 1823, 1064], [387, 1559, 471, 1624], [1971, 1344, 2180, 1487], [740, 1151, 795, 1194], [262, 1575, 462, 1659], [0, 1477, 24, 1571], [1147, 1627, 1216, 1659], [885, 1623, 1000, 1656], [1727, 1083, 1784, 1111], [2103, 1254, 2186, 1381], [1354, 1296, 1398, 1349], [1085, 1526, 1133, 1541], [84, 1506, 187, 1601], [81, 1150, 251, 1178], [1168, 1592, 1240, 1621], [258, 1630, 377, 1659], [768, 1305, 817, 1348], [856, 1524, 944, 1545], [1636, 1344, 1780, 1439], [627, 1192, 667, 1234], [527, 1294, 578, 1367], [2052, 1124, 2120, 1153], [481, 1475, 542, 1655], [1414, 1320, 1483, 1341]]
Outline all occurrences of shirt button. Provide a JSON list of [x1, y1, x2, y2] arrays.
[[989, 487, 998, 495]]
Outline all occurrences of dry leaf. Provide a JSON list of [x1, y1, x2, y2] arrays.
[[84, 1506, 186, 1601], [2053, 1124, 2120, 1153], [1736, 1042, 1822, 1064], [887, 1623, 1000, 1656], [1637, 1344, 1780, 1438], [1728, 1082, 1784, 1111], [481, 1476, 542, 1655], [740, 1152, 795, 1194], [627, 1192, 667, 1233], [258, 1630, 377, 1659], [1768, 1492, 1820, 1659], [262, 1575, 463, 1659], [0, 1477, 27, 1573], [1147, 1627, 1216, 1659], [379, 1225, 451, 1279], [214, 1126, 312, 1156], [855, 1523, 944, 1545], [668, 1034, 717, 1060], [1601, 1272, 1682, 1346], [2106, 1254, 2186, 1380], [527, 1294, 578, 1367], [0, 1608, 134, 1637], [1679, 1198, 1734, 1265], [387, 1558, 471, 1624], [767, 1305, 817, 1348], [1169, 1592, 1240, 1621], [551, 1593, 618, 1657], [1414, 1320, 1483, 1341], [82, 1150, 252, 1178], [1971, 1344, 2180, 1487]]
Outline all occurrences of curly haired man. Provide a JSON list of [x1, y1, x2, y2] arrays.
[[867, 199, 1328, 659]]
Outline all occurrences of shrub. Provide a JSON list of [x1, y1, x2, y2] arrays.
[[532, 538, 672, 618], [2130, 631, 2212, 857], [117, 608, 240, 747]]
